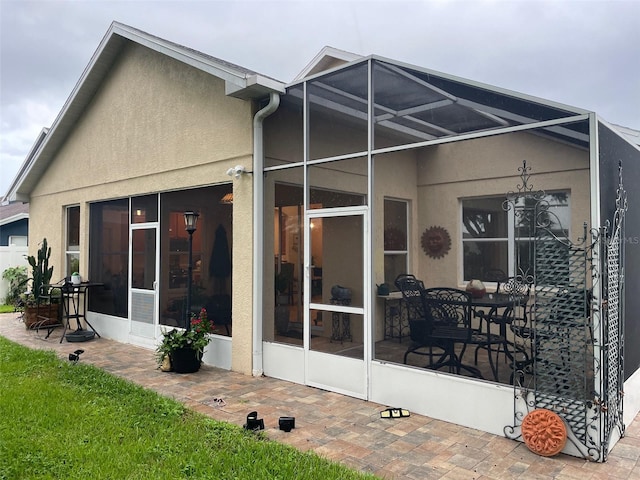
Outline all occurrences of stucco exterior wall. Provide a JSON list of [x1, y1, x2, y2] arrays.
[[27, 41, 256, 373], [416, 130, 590, 288]]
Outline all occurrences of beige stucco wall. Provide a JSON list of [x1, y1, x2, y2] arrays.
[[415, 130, 591, 288], [27, 42, 256, 374]]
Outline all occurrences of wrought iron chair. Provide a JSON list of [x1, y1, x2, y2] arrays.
[[394, 274, 443, 365], [422, 287, 506, 379], [473, 276, 532, 380]]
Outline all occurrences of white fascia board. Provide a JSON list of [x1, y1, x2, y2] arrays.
[[288, 56, 371, 87], [370, 54, 591, 117], [3, 128, 48, 203], [0, 213, 29, 227], [293, 46, 362, 81]]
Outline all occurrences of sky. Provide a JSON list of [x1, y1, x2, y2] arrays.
[[1, 0, 639, 197]]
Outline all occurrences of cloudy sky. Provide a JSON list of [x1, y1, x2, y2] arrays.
[[1, 0, 639, 197]]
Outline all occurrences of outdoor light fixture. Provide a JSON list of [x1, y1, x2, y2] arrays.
[[278, 416, 296, 432], [226, 165, 247, 179], [183, 211, 199, 329], [68, 349, 85, 364], [244, 411, 264, 431]]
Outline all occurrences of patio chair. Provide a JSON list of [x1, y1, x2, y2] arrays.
[[474, 276, 532, 371], [421, 287, 500, 379], [394, 274, 444, 366]]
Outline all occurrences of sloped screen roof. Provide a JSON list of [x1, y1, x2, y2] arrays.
[[287, 58, 589, 151]]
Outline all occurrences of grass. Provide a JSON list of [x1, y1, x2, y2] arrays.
[[0, 304, 16, 314], [0, 337, 379, 480]]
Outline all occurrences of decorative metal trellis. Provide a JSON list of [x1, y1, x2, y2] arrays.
[[503, 160, 626, 462]]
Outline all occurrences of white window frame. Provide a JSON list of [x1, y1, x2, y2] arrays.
[[66, 205, 80, 277], [461, 191, 570, 282], [383, 198, 409, 286]]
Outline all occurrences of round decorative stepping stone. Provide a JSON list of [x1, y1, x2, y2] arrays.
[[521, 408, 567, 456]]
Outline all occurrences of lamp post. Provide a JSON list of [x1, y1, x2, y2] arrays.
[[183, 211, 199, 330]]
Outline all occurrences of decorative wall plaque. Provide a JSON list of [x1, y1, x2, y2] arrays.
[[421, 226, 451, 259], [521, 409, 567, 457]]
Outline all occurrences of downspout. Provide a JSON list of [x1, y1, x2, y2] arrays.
[[252, 92, 280, 376]]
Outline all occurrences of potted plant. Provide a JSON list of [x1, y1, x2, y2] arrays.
[[21, 238, 59, 329], [156, 308, 214, 373]]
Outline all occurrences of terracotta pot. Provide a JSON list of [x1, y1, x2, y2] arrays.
[[465, 279, 486, 298]]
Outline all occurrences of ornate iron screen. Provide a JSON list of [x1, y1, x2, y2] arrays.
[[504, 161, 626, 462]]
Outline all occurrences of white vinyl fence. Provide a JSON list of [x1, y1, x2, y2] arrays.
[[0, 245, 29, 304]]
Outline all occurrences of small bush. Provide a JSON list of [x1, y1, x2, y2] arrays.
[[2, 265, 27, 305]]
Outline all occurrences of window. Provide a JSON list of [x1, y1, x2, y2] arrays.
[[384, 199, 408, 287], [66, 206, 80, 276], [462, 192, 570, 281]]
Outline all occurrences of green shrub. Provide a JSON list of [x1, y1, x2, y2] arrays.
[[2, 265, 27, 305]]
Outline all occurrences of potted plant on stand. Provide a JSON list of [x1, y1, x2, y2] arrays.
[[156, 308, 214, 373]]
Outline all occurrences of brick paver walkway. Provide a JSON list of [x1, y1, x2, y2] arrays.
[[2, 312, 639, 479]]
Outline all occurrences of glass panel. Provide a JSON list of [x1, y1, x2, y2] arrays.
[[463, 240, 508, 281], [384, 254, 407, 287], [132, 194, 158, 223], [67, 206, 80, 249], [308, 63, 369, 160], [66, 253, 80, 277], [88, 199, 129, 317], [462, 198, 508, 239], [308, 157, 368, 208], [516, 192, 570, 238], [384, 199, 407, 250], [383, 198, 408, 287], [66, 205, 80, 276], [265, 85, 304, 167], [160, 186, 233, 335], [132, 229, 156, 290]]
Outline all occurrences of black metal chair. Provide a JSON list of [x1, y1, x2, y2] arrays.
[[472, 276, 532, 383], [422, 287, 501, 379], [394, 274, 445, 366], [395, 275, 504, 380]]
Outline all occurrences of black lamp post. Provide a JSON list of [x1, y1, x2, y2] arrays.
[[183, 211, 199, 330]]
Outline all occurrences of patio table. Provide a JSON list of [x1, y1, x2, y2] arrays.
[[46, 282, 104, 343]]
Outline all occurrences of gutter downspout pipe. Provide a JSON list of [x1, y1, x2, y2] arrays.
[[252, 92, 280, 376]]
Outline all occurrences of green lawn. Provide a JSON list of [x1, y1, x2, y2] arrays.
[[0, 337, 379, 479], [0, 304, 16, 314]]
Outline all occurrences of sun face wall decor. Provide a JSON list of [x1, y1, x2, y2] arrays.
[[421, 226, 451, 259]]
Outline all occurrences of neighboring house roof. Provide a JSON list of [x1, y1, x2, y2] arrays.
[[1, 127, 48, 205], [613, 124, 640, 147], [4, 21, 286, 204], [0, 202, 29, 227]]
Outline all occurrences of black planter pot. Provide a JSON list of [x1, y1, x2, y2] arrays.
[[170, 347, 202, 373]]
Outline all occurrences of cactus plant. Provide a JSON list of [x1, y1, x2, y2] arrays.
[[25, 238, 54, 300]]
